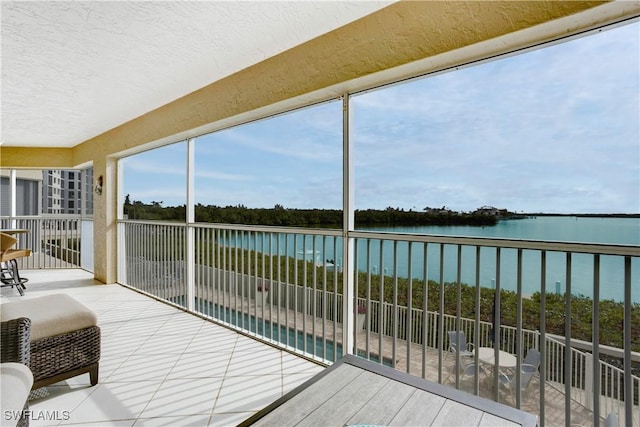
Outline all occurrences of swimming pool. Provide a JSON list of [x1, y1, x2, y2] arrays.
[[190, 297, 393, 366]]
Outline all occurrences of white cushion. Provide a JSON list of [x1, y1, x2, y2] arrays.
[[1, 294, 97, 341], [0, 362, 33, 426]]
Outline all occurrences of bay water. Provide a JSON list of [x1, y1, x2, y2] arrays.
[[229, 216, 640, 302], [364, 216, 639, 303]]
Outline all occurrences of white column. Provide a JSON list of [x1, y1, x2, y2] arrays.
[[9, 169, 17, 228], [186, 138, 196, 312], [342, 94, 355, 354], [93, 157, 118, 284], [116, 161, 125, 283]]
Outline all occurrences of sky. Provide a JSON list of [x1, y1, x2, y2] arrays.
[[123, 21, 639, 214]]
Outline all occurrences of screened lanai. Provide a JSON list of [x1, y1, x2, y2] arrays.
[[2, 2, 639, 426]]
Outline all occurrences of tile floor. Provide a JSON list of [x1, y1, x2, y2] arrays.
[[0, 269, 324, 426]]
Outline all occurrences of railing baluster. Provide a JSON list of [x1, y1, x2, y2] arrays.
[[454, 244, 462, 390], [392, 240, 398, 369], [493, 247, 502, 401], [261, 231, 267, 341], [474, 246, 481, 396], [407, 241, 413, 374], [271, 234, 288, 348], [333, 238, 344, 361], [321, 236, 327, 361], [438, 243, 444, 384], [623, 256, 632, 427], [593, 254, 601, 425], [269, 232, 275, 343], [564, 253, 573, 425], [285, 234, 290, 349], [235, 229, 240, 328], [540, 250, 547, 427], [423, 243, 431, 356], [515, 248, 523, 407], [299, 246, 303, 339], [354, 237, 360, 355]]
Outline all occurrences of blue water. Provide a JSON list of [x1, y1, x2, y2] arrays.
[[193, 298, 393, 365], [366, 217, 640, 302], [220, 216, 640, 302], [376, 216, 640, 245]]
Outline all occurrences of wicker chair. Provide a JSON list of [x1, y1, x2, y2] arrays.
[[1, 317, 32, 427]]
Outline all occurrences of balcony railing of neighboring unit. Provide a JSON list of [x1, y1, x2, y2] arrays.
[[0, 216, 89, 269]]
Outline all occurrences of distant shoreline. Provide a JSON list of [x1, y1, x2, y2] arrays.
[[522, 213, 640, 218]]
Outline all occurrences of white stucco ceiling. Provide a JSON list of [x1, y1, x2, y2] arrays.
[[0, 1, 393, 148]]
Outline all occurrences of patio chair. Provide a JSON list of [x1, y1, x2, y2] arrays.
[[603, 412, 618, 427], [498, 363, 539, 406], [447, 330, 474, 358], [458, 362, 487, 391], [460, 362, 486, 379], [520, 348, 540, 381], [0, 232, 31, 296], [523, 348, 540, 368], [446, 356, 486, 386]]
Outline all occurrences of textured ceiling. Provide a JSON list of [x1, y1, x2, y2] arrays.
[[0, 1, 392, 148]]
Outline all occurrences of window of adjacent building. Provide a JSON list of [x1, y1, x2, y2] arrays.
[[39, 170, 88, 215], [82, 167, 94, 215], [0, 176, 39, 216]]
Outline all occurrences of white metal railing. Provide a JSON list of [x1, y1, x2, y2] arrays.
[[0, 216, 87, 269], [117, 220, 639, 427], [543, 334, 640, 424], [119, 222, 187, 305], [362, 299, 541, 352]]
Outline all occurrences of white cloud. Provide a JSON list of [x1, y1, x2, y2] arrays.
[[196, 169, 253, 181], [201, 101, 343, 163], [125, 158, 185, 176], [350, 22, 639, 213]]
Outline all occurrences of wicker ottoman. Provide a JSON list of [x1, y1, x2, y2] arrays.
[[0, 294, 100, 389]]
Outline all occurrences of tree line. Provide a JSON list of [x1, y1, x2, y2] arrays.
[[123, 197, 498, 227]]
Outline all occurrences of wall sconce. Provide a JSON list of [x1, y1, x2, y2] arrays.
[[94, 175, 103, 195]]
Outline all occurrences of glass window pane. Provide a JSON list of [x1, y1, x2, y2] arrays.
[[121, 142, 187, 221], [352, 23, 639, 228], [194, 101, 342, 227]]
